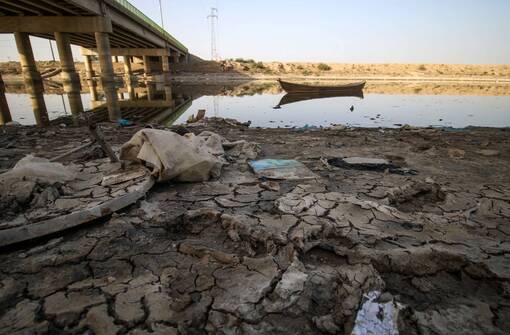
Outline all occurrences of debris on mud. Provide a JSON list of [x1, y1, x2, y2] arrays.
[[0, 119, 509, 334], [327, 156, 418, 175], [249, 159, 317, 180]]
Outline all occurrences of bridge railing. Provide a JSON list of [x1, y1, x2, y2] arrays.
[[113, 0, 188, 53]]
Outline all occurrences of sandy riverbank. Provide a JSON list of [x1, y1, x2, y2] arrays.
[[2, 60, 510, 85]]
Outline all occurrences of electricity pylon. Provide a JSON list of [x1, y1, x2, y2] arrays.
[[207, 7, 219, 61]]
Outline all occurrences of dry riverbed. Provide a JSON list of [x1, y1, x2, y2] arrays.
[[0, 119, 510, 334]]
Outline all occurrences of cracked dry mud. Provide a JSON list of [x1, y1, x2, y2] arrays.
[[0, 121, 509, 334]]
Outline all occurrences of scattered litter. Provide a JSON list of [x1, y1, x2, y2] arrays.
[[295, 124, 319, 132], [351, 291, 405, 335], [187, 109, 206, 123], [328, 123, 347, 131], [249, 159, 317, 180], [101, 167, 147, 186], [327, 157, 418, 175], [117, 118, 133, 127], [120, 129, 259, 182], [0, 154, 76, 186], [120, 129, 224, 182]]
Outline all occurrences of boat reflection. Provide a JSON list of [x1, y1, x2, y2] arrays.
[[274, 89, 364, 108]]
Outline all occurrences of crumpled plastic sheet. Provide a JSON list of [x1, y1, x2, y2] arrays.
[[0, 154, 76, 186], [120, 129, 260, 183], [351, 291, 405, 335]]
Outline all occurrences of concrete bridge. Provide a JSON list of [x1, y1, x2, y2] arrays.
[[0, 0, 189, 125]]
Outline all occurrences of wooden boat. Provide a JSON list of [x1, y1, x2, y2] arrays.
[[278, 79, 366, 93], [275, 90, 364, 108]]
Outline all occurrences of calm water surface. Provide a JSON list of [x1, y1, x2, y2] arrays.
[[5, 82, 510, 128], [175, 93, 510, 128]]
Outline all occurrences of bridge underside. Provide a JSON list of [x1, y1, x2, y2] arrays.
[[0, 0, 185, 50], [0, 0, 189, 125]]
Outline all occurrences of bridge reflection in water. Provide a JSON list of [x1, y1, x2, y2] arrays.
[[83, 79, 193, 126]]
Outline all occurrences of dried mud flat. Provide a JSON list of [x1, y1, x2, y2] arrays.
[[0, 121, 510, 334]]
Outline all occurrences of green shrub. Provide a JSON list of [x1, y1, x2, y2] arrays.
[[234, 58, 256, 64], [302, 70, 311, 76], [254, 61, 265, 69], [317, 63, 331, 71]]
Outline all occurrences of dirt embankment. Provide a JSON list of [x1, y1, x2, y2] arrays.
[[172, 59, 510, 81], [2, 60, 509, 84]]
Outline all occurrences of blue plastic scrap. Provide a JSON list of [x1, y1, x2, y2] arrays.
[[249, 159, 317, 180]]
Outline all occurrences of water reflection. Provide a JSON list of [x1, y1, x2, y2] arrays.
[[86, 80, 191, 125], [275, 90, 364, 108], [3, 79, 510, 128]]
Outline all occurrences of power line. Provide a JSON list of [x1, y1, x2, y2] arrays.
[[207, 7, 219, 61]]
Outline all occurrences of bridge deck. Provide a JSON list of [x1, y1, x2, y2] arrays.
[[0, 0, 187, 53]]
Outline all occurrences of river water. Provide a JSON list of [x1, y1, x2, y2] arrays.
[[5, 81, 510, 128]]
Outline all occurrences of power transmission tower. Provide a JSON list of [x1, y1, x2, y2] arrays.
[[207, 7, 219, 61], [158, 0, 165, 29]]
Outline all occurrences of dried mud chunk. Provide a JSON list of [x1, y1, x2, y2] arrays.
[[386, 180, 446, 213], [414, 302, 504, 335], [212, 256, 278, 320], [27, 263, 89, 298], [80, 304, 122, 335], [263, 260, 308, 313], [43, 290, 105, 326], [0, 300, 48, 334]]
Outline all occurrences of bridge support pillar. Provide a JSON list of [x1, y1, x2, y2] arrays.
[[161, 56, 171, 81], [123, 56, 135, 83], [14, 32, 49, 126], [95, 32, 120, 121], [0, 73, 12, 125], [172, 52, 180, 64], [143, 56, 152, 77], [164, 85, 173, 104], [55, 32, 84, 120], [84, 55, 99, 101], [127, 81, 136, 100], [146, 83, 156, 101]]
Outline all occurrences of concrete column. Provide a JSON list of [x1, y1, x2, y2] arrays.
[[127, 80, 136, 100], [172, 52, 180, 64], [54, 32, 84, 119], [14, 32, 49, 126], [85, 56, 98, 101], [0, 73, 12, 125], [123, 55, 134, 84], [95, 32, 120, 121], [161, 56, 171, 81], [84, 55, 95, 79], [164, 85, 173, 102], [84, 55, 98, 101], [146, 83, 156, 101], [143, 56, 152, 76]]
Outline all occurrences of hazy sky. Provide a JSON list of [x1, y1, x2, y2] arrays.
[[0, 0, 509, 64]]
